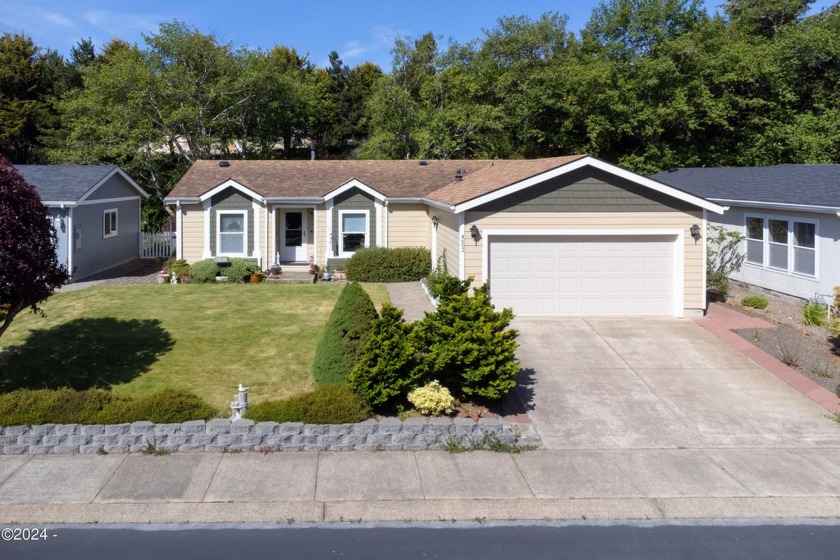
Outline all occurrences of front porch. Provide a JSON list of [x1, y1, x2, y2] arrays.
[[271, 206, 316, 267]]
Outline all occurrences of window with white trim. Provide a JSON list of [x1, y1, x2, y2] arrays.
[[217, 211, 247, 256], [744, 215, 817, 277], [103, 209, 118, 238], [339, 210, 368, 255]]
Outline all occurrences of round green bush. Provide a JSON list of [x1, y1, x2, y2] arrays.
[[190, 259, 220, 283], [346, 247, 431, 282], [224, 258, 261, 283], [741, 295, 769, 309], [246, 384, 371, 424]]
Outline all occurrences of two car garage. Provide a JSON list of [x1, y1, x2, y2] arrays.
[[488, 234, 680, 317]]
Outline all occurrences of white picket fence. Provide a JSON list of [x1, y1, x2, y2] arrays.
[[140, 231, 176, 259]]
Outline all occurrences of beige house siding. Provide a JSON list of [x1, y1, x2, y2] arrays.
[[387, 203, 430, 248], [433, 210, 460, 275], [464, 210, 705, 312], [315, 206, 327, 265], [180, 203, 206, 263]]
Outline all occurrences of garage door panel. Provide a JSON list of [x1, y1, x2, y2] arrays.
[[490, 235, 675, 317]]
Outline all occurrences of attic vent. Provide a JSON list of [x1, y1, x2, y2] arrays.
[[219, 161, 230, 168], [455, 169, 464, 182], [418, 160, 428, 166]]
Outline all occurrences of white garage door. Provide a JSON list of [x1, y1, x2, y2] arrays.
[[489, 235, 675, 316]]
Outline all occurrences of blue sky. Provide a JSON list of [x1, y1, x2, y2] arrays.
[[0, 0, 835, 70]]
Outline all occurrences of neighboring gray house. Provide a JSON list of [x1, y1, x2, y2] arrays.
[[14, 165, 149, 281], [652, 165, 840, 300]]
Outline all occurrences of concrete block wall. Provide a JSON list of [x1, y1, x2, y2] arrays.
[[0, 417, 540, 455]]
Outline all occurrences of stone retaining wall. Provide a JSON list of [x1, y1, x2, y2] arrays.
[[0, 417, 540, 455]]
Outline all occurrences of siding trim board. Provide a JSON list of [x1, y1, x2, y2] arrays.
[[482, 229, 686, 317]]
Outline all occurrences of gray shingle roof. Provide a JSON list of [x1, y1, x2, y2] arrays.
[[13, 165, 119, 202], [650, 165, 840, 209]]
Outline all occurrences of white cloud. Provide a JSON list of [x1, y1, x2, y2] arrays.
[[336, 24, 411, 68], [35, 7, 74, 28], [83, 9, 159, 35]]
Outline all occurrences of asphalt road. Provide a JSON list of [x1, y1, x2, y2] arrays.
[[2, 522, 839, 560]]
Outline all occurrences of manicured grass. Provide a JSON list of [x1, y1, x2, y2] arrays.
[[0, 283, 390, 409]]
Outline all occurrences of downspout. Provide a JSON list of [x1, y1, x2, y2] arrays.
[[175, 201, 183, 260], [67, 207, 74, 279], [458, 213, 465, 280], [384, 201, 389, 248], [701, 209, 708, 314]]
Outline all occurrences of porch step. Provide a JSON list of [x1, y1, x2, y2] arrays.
[[267, 270, 316, 283]]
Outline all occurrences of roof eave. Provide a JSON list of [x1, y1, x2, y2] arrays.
[[709, 199, 840, 215]]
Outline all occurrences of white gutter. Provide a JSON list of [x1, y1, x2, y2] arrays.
[[709, 198, 840, 215]]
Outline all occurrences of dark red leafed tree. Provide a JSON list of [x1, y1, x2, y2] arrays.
[[0, 157, 68, 339]]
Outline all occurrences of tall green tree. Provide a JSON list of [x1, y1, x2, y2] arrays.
[[0, 34, 50, 163]]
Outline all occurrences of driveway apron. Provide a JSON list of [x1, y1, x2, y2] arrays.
[[513, 317, 840, 450]]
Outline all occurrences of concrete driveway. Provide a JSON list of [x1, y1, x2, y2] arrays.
[[514, 318, 840, 450]]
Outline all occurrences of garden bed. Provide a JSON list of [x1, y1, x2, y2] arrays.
[[728, 285, 840, 393]]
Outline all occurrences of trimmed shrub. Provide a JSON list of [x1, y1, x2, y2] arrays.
[[0, 388, 120, 425], [224, 258, 261, 283], [246, 384, 371, 424], [95, 388, 220, 424], [346, 247, 431, 282], [408, 380, 456, 416], [347, 304, 423, 407], [741, 295, 769, 309], [412, 280, 519, 402], [803, 301, 828, 326], [0, 388, 219, 425], [313, 282, 378, 385], [190, 259, 220, 283]]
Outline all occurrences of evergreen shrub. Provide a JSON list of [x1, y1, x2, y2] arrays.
[[347, 304, 422, 407], [312, 282, 378, 385]]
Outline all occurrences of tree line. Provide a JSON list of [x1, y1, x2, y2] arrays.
[[0, 0, 837, 227]]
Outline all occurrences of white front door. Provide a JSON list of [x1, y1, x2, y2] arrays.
[[280, 211, 307, 262]]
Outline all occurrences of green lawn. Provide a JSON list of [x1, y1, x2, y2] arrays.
[[0, 283, 390, 409]]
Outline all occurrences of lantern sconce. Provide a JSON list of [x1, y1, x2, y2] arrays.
[[690, 224, 701, 242], [470, 224, 481, 242], [431, 215, 439, 229], [53, 215, 65, 228]]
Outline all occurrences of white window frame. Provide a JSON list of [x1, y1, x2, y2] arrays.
[[338, 209, 369, 258], [744, 214, 818, 279], [216, 210, 248, 257], [103, 208, 118, 239]]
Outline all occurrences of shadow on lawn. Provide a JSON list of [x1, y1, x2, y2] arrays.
[[0, 318, 174, 392]]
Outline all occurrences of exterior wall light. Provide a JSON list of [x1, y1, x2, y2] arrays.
[[690, 224, 702, 241], [470, 224, 480, 242], [431, 215, 439, 229]]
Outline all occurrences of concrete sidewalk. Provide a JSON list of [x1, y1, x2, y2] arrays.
[[3, 447, 840, 524]]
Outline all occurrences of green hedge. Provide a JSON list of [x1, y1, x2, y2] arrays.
[[312, 282, 378, 385], [0, 388, 220, 425], [346, 247, 431, 282], [246, 384, 371, 424]]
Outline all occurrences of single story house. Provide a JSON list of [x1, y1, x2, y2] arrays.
[[652, 165, 840, 301], [165, 156, 723, 317], [14, 165, 149, 281]]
